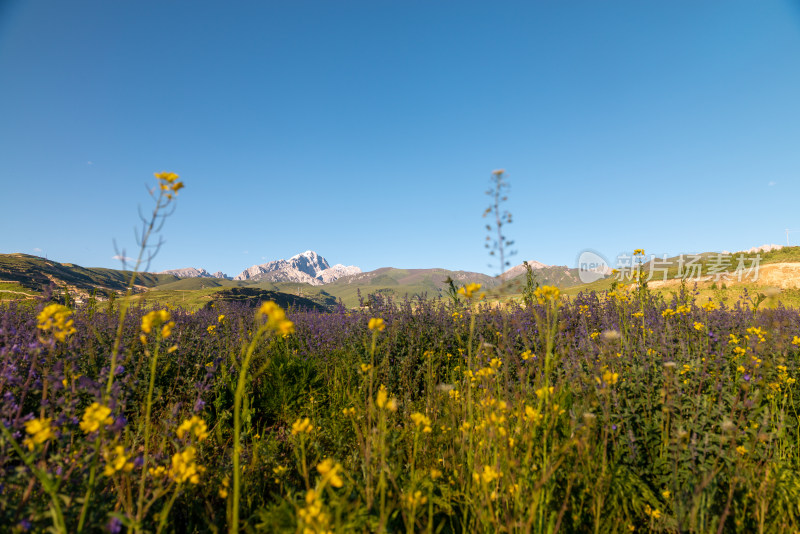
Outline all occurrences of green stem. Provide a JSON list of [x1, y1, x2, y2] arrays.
[[136, 342, 161, 532], [0, 425, 67, 533], [230, 326, 268, 534], [76, 435, 102, 532]]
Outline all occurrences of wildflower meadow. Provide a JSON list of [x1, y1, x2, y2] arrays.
[[2, 175, 800, 533]]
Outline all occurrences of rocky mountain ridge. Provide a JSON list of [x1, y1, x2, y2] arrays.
[[233, 251, 361, 286], [157, 267, 231, 280]]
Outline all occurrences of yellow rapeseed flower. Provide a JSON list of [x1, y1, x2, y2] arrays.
[[316, 458, 344, 488], [141, 309, 173, 339], [533, 285, 560, 305], [368, 317, 386, 331], [404, 490, 427, 508], [176, 415, 209, 442], [155, 172, 184, 199], [375, 385, 398, 411], [524, 406, 543, 425], [103, 445, 134, 477], [80, 402, 113, 434], [169, 446, 205, 484], [23, 417, 55, 451], [410, 412, 432, 433], [36, 304, 76, 342], [219, 477, 230, 498], [257, 301, 295, 335], [457, 283, 483, 300], [693, 322, 705, 331], [473, 465, 502, 485], [291, 417, 314, 436], [701, 301, 717, 311], [603, 370, 619, 385]]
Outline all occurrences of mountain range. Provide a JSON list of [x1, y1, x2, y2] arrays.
[[155, 251, 574, 289], [0, 249, 586, 306], [158, 251, 361, 285]]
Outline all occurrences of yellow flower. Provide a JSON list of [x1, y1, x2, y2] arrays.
[[602, 370, 619, 385], [206, 324, 216, 334], [633, 249, 645, 256], [169, 446, 205, 484], [218, 477, 230, 499], [524, 406, 543, 425], [736, 445, 748, 455], [257, 301, 294, 335], [535, 386, 554, 399], [316, 458, 344, 488], [23, 417, 55, 451], [457, 283, 483, 300], [80, 402, 113, 434], [149, 465, 167, 477], [644, 505, 661, 519], [430, 468, 442, 480], [155, 172, 184, 199], [404, 490, 428, 508], [533, 285, 560, 305], [368, 317, 386, 331], [410, 412, 432, 433], [176, 415, 209, 442], [473, 465, 502, 485], [375, 384, 398, 411], [693, 322, 705, 331], [36, 304, 76, 342], [103, 445, 134, 477], [141, 309, 173, 339], [661, 488, 671, 499], [792, 335, 800, 346], [701, 301, 717, 311], [217, 314, 226, 323], [291, 417, 314, 436], [360, 363, 373, 373]]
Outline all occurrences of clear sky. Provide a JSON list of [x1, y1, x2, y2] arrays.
[[1, 1, 799, 277]]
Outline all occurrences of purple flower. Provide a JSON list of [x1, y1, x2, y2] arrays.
[[107, 516, 122, 533]]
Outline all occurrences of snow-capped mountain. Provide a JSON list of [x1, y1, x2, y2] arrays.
[[158, 267, 231, 280], [501, 260, 550, 279], [233, 251, 361, 285], [316, 264, 363, 283]]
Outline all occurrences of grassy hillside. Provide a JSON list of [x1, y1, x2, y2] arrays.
[[0, 253, 177, 296]]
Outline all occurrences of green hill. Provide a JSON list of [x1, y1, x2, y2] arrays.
[[0, 253, 176, 297]]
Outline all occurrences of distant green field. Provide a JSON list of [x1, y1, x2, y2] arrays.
[[0, 281, 38, 300]]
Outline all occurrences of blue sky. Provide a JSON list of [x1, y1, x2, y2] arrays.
[[1, 1, 799, 277]]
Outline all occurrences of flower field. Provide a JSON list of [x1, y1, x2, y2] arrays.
[[2, 283, 800, 533]]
